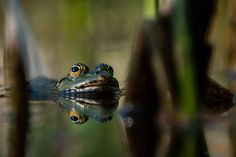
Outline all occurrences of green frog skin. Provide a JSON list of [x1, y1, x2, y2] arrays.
[[54, 63, 120, 95]]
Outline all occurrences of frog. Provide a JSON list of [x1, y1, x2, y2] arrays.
[[53, 63, 120, 124], [53, 63, 120, 96]]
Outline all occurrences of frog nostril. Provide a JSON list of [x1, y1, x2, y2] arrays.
[[71, 115, 79, 122]]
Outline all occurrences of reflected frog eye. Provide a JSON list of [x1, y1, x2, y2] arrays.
[[68, 111, 89, 124], [68, 63, 89, 79], [70, 115, 88, 124], [71, 115, 79, 122]]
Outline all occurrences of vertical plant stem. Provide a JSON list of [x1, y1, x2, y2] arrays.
[[143, 0, 155, 18], [3, 0, 30, 156], [172, 1, 197, 156], [168, 0, 216, 156]]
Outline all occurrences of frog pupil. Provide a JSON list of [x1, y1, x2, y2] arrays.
[[72, 67, 79, 72], [71, 115, 79, 122]]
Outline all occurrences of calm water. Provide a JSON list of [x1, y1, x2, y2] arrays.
[[0, 0, 234, 156]]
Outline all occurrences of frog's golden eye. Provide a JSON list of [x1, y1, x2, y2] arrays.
[[71, 115, 79, 121], [68, 63, 89, 79], [70, 115, 88, 124], [71, 66, 79, 73], [96, 63, 114, 76], [68, 111, 88, 124]]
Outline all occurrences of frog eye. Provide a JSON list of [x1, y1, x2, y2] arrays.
[[68, 111, 89, 124], [71, 115, 79, 122], [96, 63, 114, 76], [71, 66, 79, 72], [68, 63, 89, 79], [70, 115, 88, 124]]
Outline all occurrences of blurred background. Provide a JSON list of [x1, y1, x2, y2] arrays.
[[0, 0, 236, 157], [0, 0, 154, 157]]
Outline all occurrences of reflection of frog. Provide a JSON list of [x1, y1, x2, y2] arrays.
[[54, 63, 120, 95], [56, 96, 119, 124]]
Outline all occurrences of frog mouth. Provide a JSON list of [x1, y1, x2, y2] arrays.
[[64, 76, 119, 94], [63, 86, 120, 99], [65, 86, 120, 93]]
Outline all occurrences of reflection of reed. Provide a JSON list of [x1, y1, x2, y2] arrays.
[[3, 1, 30, 157], [4, 23, 29, 157]]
